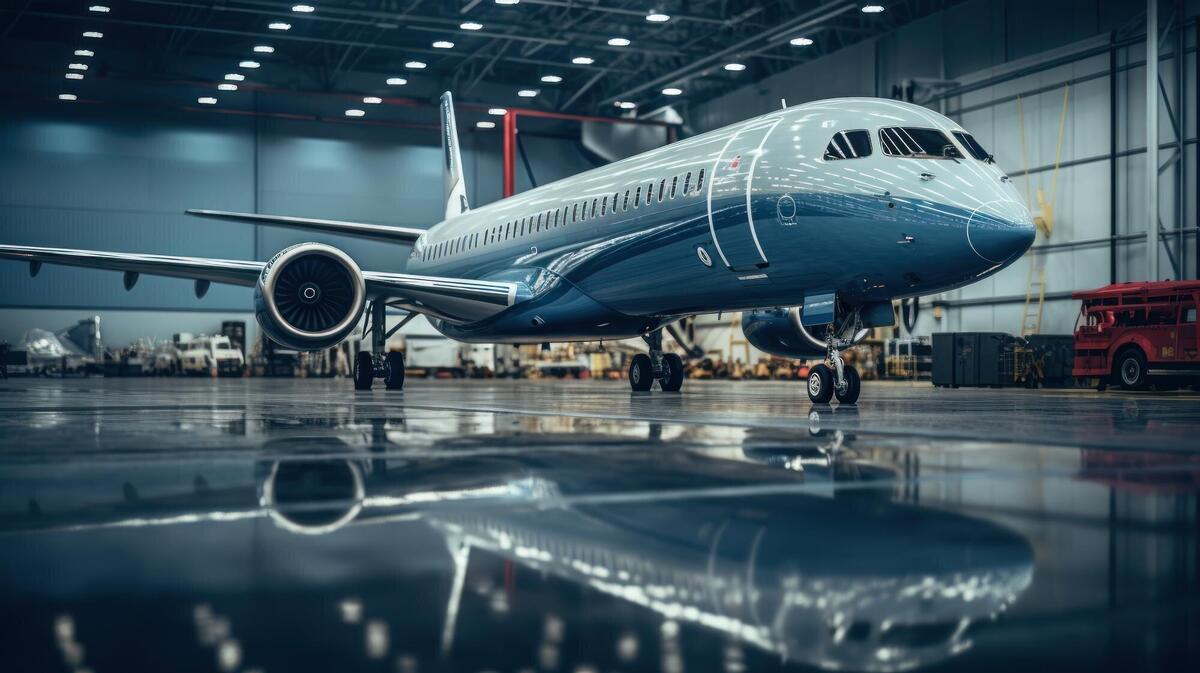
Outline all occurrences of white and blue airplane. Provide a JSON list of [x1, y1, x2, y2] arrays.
[[0, 94, 1034, 403]]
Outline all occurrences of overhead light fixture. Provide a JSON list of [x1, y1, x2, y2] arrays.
[[386, 77, 407, 85], [432, 40, 454, 49], [460, 21, 483, 31], [517, 89, 538, 97], [724, 63, 746, 71], [198, 97, 218, 105], [74, 49, 94, 57], [68, 63, 88, 71], [571, 56, 594, 65], [405, 60, 426, 69], [477, 121, 496, 129], [224, 73, 245, 81], [88, 5, 110, 13], [363, 96, 382, 104], [661, 87, 682, 96], [540, 74, 562, 83], [65, 73, 84, 80], [82, 31, 103, 38], [269, 22, 291, 31], [345, 109, 365, 117], [646, 12, 670, 22], [218, 83, 238, 91], [59, 93, 78, 101], [239, 60, 260, 69], [615, 101, 636, 110], [789, 36, 813, 46], [488, 107, 507, 116], [292, 4, 315, 12], [254, 45, 275, 53], [861, 4, 885, 13], [495, 0, 519, 5], [607, 37, 630, 47]]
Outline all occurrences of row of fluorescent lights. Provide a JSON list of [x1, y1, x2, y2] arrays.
[[58, 5, 111, 101], [198, 5, 314, 105]]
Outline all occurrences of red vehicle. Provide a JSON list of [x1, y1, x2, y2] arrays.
[[1072, 280, 1200, 390]]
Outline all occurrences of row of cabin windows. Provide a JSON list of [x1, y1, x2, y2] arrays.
[[419, 167, 707, 262]]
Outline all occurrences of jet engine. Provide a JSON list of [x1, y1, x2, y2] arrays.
[[254, 243, 366, 351], [741, 301, 893, 359]]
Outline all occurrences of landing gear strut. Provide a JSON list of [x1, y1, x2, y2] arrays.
[[354, 300, 412, 391], [630, 329, 684, 392], [806, 329, 861, 405]]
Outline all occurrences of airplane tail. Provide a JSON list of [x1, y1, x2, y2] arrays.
[[440, 92, 469, 220]]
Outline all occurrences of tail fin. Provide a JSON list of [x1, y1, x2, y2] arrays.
[[440, 91, 469, 220]]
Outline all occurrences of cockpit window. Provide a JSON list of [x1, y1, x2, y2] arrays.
[[823, 130, 872, 160], [879, 127, 963, 159], [952, 131, 994, 163]]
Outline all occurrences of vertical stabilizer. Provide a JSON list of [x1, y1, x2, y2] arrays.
[[440, 92, 469, 220]]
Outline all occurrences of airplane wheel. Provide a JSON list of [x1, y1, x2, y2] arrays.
[[807, 364, 834, 404], [354, 351, 374, 391], [659, 353, 684, 392], [834, 365, 861, 404], [629, 354, 653, 391], [384, 352, 405, 390]]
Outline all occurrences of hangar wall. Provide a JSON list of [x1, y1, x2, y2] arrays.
[[0, 103, 595, 347]]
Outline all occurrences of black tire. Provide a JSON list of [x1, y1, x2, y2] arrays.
[[354, 351, 374, 391], [807, 364, 834, 404], [659, 353, 684, 392], [835, 365, 861, 404], [629, 353, 653, 391], [1114, 347, 1148, 390], [384, 351, 405, 390]]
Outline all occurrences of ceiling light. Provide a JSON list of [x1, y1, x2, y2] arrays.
[[495, 0, 519, 5], [517, 89, 538, 97], [477, 121, 496, 129], [488, 107, 507, 116], [218, 83, 238, 91], [345, 109, 365, 117], [540, 74, 562, 83], [74, 49, 94, 57], [65, 73, 84, 80], [432, 40, 454, 49], [225, 73, 245, 81], [239, 60, 260, 69], [861, 4, 885, 13], [292, 4, 315, 12], [646, 12, 670, 22], [254, 45, 275, 53], [661, 87, 682, 96], [571, 56, 594, 65], [269, 22, 291, 31], [386, 77, 407, 85], [789, 36, 813, 46], [68, 63, 88, 71], [198, 97, 218, 105], [615, 101, 636, 110], [607, 37, 630, 47], [460, 22, 483, 31], [724, 62, 746, 71], [59, 93, 77, 101], [82, 31, 103, 38], [363, 96, 382, 104], [405, 60, 426, 69], [88, 5, 110, 13]]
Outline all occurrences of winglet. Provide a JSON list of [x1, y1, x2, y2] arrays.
[[440, 91, 469, 220]]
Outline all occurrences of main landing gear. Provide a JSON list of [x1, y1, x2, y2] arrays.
[[629, 329, 684, 392], [354, 300, 412, 391], [806, 335, 860, 405]]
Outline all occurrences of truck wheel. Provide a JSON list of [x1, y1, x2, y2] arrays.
[[1114, 347, 1148, 390]]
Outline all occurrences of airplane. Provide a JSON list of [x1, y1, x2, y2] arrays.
[[0, 93, 1035, 403]]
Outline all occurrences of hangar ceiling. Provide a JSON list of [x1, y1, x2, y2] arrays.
[[2, 1, 964, 124]]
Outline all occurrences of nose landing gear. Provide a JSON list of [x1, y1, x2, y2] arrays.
[[629, 330, 685, 392], [806, 331, 861, 405]]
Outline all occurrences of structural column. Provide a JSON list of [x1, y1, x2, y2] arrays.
[[502, 111, 517, 198], [1147, 0, 1160, 279]]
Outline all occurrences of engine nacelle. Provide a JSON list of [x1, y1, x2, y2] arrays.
[[254, 243, 366, 351], [742, 301, 893, 359]]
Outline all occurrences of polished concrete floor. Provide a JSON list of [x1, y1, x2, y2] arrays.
[[0, 377, 1197, 673]]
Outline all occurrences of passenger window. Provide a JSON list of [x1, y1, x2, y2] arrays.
[[601, 196, 607, 216], [823, 130, 872, 160], [645, 182, 653, 205], [536, 213, 543, 231], [670, 176, 678, 199], [657, 179, 665, 202], [634, 187, 641, 208], [623, 190, 630, 211], [695, 169, 705, 194], [879, 127, 962, 159], [572, 203, 578, 222], [682, 172, 691, 194], [952, 131, 994, 163], [591, 198, 598, 218]]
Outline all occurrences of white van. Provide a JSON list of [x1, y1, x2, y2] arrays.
[[179, 335, 244, 376]]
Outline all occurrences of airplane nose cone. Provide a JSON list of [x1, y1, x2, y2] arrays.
[[967, 200, 1035, 264]]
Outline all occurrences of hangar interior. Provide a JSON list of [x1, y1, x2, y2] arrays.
[[1, 2, 1199, 673]]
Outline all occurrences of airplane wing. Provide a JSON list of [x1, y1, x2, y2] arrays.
[[0, 244, 522, 323], [186, 209, 425, 244]]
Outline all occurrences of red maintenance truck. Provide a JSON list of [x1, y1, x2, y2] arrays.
[[1072, 280, 1200, 390]]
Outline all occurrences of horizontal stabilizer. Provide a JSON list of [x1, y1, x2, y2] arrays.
[[186, 209, 425, 243]]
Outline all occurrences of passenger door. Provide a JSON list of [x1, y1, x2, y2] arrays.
[[706, 117, 781, 272]]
